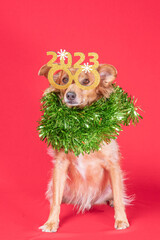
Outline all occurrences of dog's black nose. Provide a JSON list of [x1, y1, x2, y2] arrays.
[[66, 92, 76, 100]]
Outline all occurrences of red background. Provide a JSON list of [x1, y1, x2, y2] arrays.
[[0, 0, 160, 239]]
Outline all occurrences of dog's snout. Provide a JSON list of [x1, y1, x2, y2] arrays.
[[66, 92, 76, 100]]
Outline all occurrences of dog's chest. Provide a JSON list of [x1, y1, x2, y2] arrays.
[[63, 152, 111, 212], [74, 154, 86, 179], [69, 153, 104, 181]]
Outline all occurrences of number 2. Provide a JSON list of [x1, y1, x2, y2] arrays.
[[46, 51, 57, 67], [73, 52, 85, 68]]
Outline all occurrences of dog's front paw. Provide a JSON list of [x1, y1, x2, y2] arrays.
[[39, 220, 59, 232], [114, 219, 129, 230]]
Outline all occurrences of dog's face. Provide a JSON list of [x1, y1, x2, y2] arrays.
[[39, 64, 117, 107]]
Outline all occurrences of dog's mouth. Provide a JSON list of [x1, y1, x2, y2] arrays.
[[65, 100, 80, 106], [64, 94, 81, 107], [63, 92, 85, 107]]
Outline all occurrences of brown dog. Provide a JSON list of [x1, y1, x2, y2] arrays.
[[38, 64, 130, 232]]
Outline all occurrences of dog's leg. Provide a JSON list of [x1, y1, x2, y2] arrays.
[[39, 157, 70, 232], [108, 162, 129, 230]]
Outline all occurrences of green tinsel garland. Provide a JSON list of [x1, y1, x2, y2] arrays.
[[37, 85, 142, 156]]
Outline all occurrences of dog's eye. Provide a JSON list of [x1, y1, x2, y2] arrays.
[[62, 77, 69, 84], [82, 79, 90, 85]]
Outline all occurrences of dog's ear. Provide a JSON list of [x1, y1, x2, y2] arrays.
[[38, 64, 52, 78], [98, 64, 117, 84], [38, 64, 61, 94], [38, 64, 61, 81], [97, 64, 117, 97]]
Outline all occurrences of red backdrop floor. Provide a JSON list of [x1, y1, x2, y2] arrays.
[[1, 179, 160, 240]]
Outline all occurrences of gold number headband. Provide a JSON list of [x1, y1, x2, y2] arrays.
[[46, 50, 100, 90]]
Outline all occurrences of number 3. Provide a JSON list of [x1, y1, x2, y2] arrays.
[[88, 52, 99, 68]]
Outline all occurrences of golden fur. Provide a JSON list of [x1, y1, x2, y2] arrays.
[[38, 64, 130, 232]]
